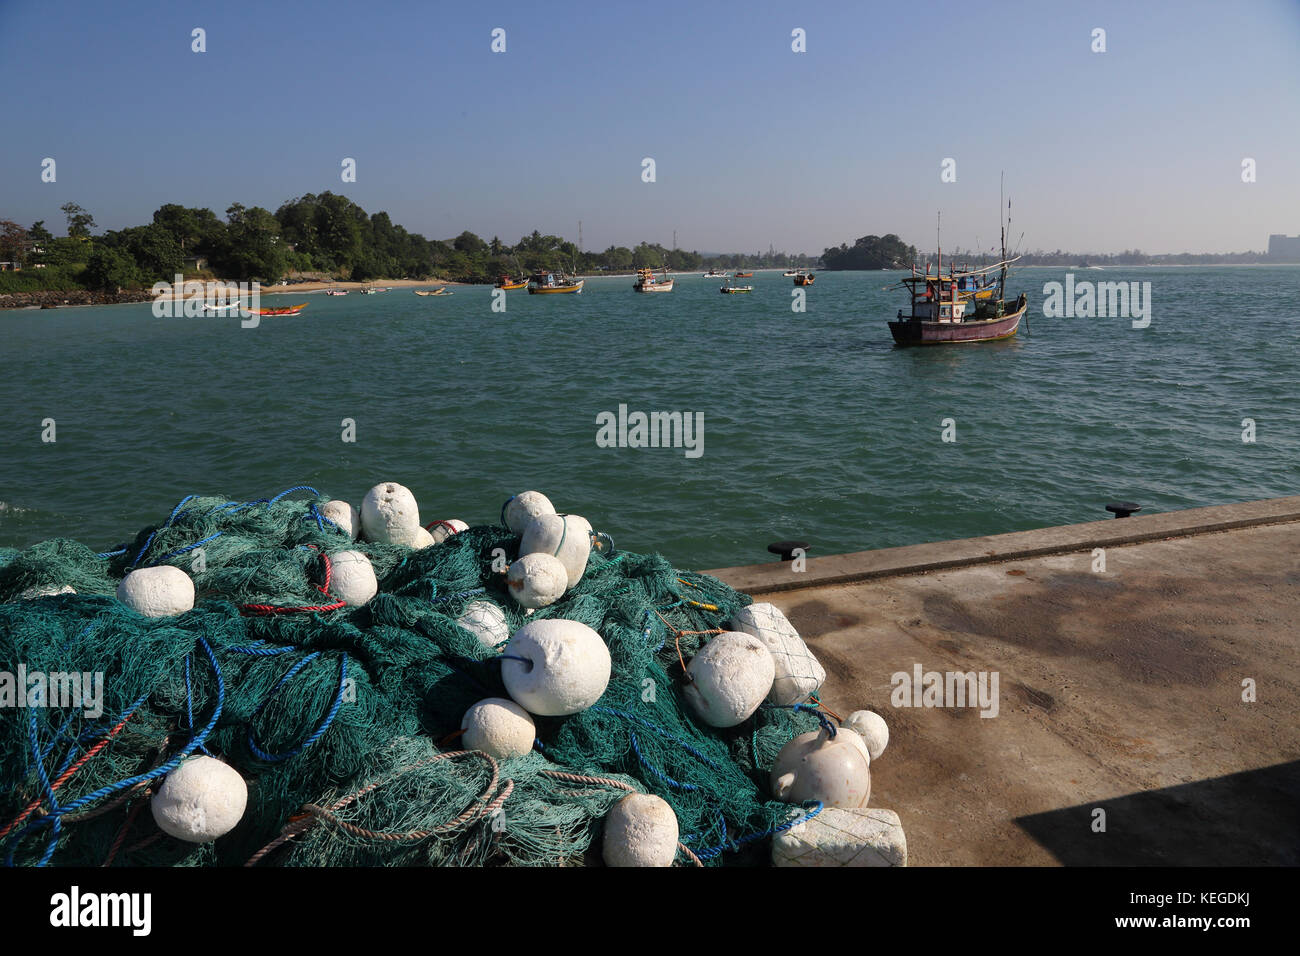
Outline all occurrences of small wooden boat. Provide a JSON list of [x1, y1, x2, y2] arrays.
[[495, 275, 529, 290], [782, 269, 798, 277], [720, 280, 752, 294], [414, 288, 453, 296], [793, 271, 815, 286], [249, 303, 307, 316], [702, 269, 726, 278], [633, 267, 674, 293], [200, 301, 244, 314], [734, 271, 753, 278], [324, 289, 348, 296], [528, 271, 584, 294]]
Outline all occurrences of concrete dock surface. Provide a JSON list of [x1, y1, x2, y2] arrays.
[[708, 497, 1300, 865]]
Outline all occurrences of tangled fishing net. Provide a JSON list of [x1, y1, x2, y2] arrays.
[[0, 486, 825, 866]]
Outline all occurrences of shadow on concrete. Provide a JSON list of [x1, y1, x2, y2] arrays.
[[1015, 760, 1300, 865]]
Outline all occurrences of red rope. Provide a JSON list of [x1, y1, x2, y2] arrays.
[[238, 551, 346, 615], [0, 706, 138, 840]]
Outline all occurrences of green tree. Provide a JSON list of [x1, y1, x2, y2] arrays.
[[84, 247, 140, 290], [215, 203, 288, 282], [60, 202, 96, 239]]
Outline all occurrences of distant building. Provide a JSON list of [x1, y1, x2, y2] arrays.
[[1267, 234, 1300, 262], [182, 255, 207, 272]]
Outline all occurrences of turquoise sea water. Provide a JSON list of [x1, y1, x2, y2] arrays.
[[1, 266, 1297, 568]]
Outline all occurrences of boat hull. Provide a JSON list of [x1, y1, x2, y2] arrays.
[[634, 282, 674, 293], [888, 300, 1026, 346], [529, 281, 584, 294]]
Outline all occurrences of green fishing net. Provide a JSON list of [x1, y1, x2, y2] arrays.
[[0, 487, 820, 866]]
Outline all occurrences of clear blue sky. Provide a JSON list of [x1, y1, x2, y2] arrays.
[[2, 0, 1297, 255]]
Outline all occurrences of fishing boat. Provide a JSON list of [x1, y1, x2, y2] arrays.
[[414, 288, 453, 296], [200, 301, 244, 315], [361, 288, 376, 295], [886, 203, 1026, 347], [793, 271, 814, 286], [782, 268, 798, 277], [633, 267, 674, 293], [702, 268, 726, 278], [495, 275, 528, 290], [528, 271, 584, 294], [248, 303, 307, 316], [734, 271, 753, 278], [324, 289, 348, 296], [720, 279, 752, 294]]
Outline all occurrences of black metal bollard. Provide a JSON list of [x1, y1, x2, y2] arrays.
[[1105, 502, 1141, 519], [768, 540, 810, 561]]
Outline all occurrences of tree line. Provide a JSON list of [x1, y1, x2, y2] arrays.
[[0, 198, 818, 291]]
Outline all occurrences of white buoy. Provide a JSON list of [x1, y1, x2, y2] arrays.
[[329, 550, 378, 605], [20, 584, 75, 600], [771, 727, 871, 809], [461, 698, 536, 759], [731, 603, 826, 706], [519, 513, 592, 589], [410, 526, 435, 549], [150, 755, 248, 843], [501, 618, 611, 716], [844, 710, 889, 761], [319, 500, 360, 540], [602, 793, 679, 867], [116, 566, 195, 617], [427, 518, 468, 545], [456, 600, 510, 649], [503, 491, 556, 535], [682, 632, 775, 728], [360, 482, 421, 545], [506, 553, 568, 609]]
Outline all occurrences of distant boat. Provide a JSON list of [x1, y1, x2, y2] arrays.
[[782, 268, 798, 277], [200, 301, 244, 314], [249, 303, 307, 316], [793, 271, 815, 286], [702, 268, 726, 278], [720, 279, 752, 294], [324, 289, 348, 296], [360, 288, 376, 295], [495, 275, 528, 290], [528, 271, 584, 294], [414, 288, 453, 296], [633, 267, 674, 293], [735, 271, 754, 278]]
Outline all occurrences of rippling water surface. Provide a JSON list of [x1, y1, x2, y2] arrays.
[[2, 266, 1297, 568]]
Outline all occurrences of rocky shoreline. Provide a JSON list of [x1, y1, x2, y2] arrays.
[[0, 288, 159, 310]]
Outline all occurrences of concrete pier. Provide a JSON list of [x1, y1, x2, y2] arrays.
[[706, 497, 1300, 865]]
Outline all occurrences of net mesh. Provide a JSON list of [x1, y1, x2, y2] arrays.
[[0, 488, 821, 867]]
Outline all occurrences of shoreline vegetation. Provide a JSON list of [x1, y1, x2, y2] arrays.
[[0, 197, 1287, 310]]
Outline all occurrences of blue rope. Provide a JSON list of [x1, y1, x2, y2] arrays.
[[267, 485, 319, 507], [496, 654, 531, 669], [589, 705, 724, 772], [688, 802, 825, 861], [629, 730, 699, 792], [499, 495, 516, 528], [96, 548, 127, 559], [185, 654, 213, 757], [153, 531, 223, 566], [220, 641, 299, 656], [246, 653, 348, 763]]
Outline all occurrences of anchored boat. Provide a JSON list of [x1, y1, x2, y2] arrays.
[[248, 303, 307, 316], [720, 279, 752, 294], [528, 271, 584, 294], [793, 271, 815, 286], [633, 267, 674, 293], [495, 275, 529, 290]]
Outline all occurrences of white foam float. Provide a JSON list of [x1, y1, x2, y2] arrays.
[[329, 550, 378, 606], [150, 755, 248, 843], [461, 697, 536, 759], [519, 513, 592, 589], [772, 807, 906, 867], [456, 600, 510, 649], [731, 602, 826, 706], [427, 518, 468, 545], [502, 491, 556, 535], [771, 727, 871, 809], [319, 500, 360, 540], [116, 566, 195, 617], [360, 481, 421, 545], [682, 631, 774, 728], [844, 710, 889, 761], [506, 552, 568, 609], [602, 793, 679, 867], [500, 618, 611, 716], [410, 526, 435, 549]]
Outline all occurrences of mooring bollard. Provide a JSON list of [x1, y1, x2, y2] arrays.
[[1105, 502, 1141, 519], [768, 540, 810, 561]]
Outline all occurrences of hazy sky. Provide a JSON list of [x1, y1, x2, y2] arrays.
[[2, 0, 1298, 255]]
